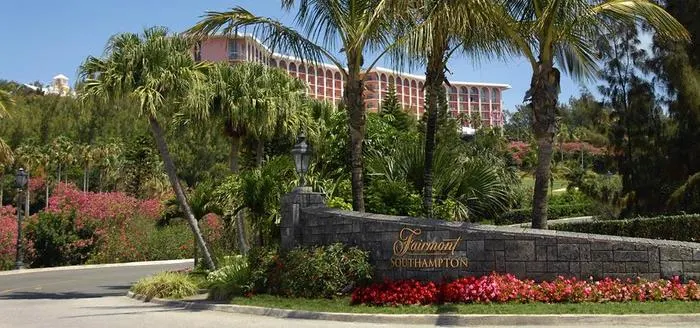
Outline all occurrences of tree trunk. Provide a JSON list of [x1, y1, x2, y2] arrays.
[[0, 174, 3, 206], [530, 63, 560, 230], [422, 50, 446, 217], [228, 134, 249, 255], [148, 115, 216, 270], [83, 166, 88, 192], [234, 211, 249, 255], [345, 68, 366, 212], [230, 134, 241, 173], [255, 139, 264, 167]]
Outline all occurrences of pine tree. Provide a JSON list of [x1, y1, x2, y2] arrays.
[[380, 82, 414, 131]]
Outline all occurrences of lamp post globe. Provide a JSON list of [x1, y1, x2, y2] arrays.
[[291, 133, 312, 187], [15, 168, 28, 270], [15, 168, 28, 189]]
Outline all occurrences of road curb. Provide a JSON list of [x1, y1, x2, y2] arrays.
[[0, 259, 193, 276], [125, 291, 700, 326]]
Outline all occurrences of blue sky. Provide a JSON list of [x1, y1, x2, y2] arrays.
[[0, 0, 594, 112]]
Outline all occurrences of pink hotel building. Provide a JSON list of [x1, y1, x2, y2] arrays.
[[195, 35, 510, 128]]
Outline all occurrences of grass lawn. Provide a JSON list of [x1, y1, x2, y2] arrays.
[[521, 175, 569, 194], [231, 295, 700, 315]]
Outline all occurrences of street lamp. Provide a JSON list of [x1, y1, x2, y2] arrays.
[[15, 168, 28, 270], [291, 133, 312, 187]]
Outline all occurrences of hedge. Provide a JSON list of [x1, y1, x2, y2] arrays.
[[495, 204, 596, 225], [551, 214, 700, 242]]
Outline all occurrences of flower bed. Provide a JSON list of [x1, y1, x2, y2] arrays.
[[351, 273, 700, 306]]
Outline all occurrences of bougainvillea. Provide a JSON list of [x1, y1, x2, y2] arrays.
[[0, 206, 18, 269], [351, 273, 700, 306], [47, 182, 163, 230]]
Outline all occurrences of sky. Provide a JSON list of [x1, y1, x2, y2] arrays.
[[0, 0, 594, 112]]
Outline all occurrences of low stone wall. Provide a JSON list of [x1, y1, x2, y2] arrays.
[[280, 189, 700, 282]]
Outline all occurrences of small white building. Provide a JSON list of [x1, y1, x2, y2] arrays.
[[23, 74, 74, 96]]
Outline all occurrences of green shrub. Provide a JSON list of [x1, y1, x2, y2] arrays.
[[207, 255, 250, 300], [24, 212, 89, 267], [245, 244, 372, 298], [495, 204, 597, 225], [551, 214, 700, 242], [279, 243, 372, 298], [365, 179, 421, 217], [247, 246, 282, 295], [89, 218, 192, 264], [131, 272, 199, 299]]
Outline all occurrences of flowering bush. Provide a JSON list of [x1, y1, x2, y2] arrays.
[[0, 206, 18, 270], [0, 206, 36, 270], [351, 273, 700, 306], [47, 182, 163, 230]]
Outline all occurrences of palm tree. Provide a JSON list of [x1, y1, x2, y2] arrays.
[[392, 0, 513, 216], [505, 0, 688, 229], [188, 0, 398, 212], [77, 144, 95, 192], [79, 27, 216, 270], [0, 90, 12, 117], [366, 141, 511, 221], [50, 136, 74, 184], [194, 62, 305, 254], [204, 62, 306, 171], [0, 89, 14, 205]]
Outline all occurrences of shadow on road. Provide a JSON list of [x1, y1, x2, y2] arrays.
[[0, 290, 126, 300]]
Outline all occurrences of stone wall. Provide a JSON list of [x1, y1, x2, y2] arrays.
[[280, 189, 700, 282]]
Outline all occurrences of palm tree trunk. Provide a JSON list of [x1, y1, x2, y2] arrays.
[[255, 139, 264, 167], [0, 174, 4, 206], [83, 166, 88, 192], [234, 211, 249, 255], [530, 64, 559, 230], [228, 134, 249, 255], [345, 69, 366, 212], [422, 50, 446, 217], [230, 134, 241, 173], [148, 115, 216, 270]]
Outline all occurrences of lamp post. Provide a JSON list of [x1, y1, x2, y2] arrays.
[[15, 168, 28, 270], [291, 133, 312, 188]]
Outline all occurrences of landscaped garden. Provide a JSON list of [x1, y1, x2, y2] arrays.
[[1, 0, 700, 317]]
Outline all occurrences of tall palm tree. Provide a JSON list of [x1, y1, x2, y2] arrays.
[[505, 0, 688, 229], [79, 27, 216, 270], [204, 62, 306, 171], [195, 62, 305, 254], [0, 89, 14, 204], [0, 90, 12, 117], [392, 0, 513, 216], [188, 0, 399, 212]]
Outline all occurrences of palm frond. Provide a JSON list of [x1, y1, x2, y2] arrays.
[[187, 7, 344, 71], [593, 0, 689, 42]]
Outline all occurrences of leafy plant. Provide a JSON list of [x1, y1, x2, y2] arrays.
[[207, 255, 250, 300], [366, 140, 512, 221], [131, 271, 199, 300], [279, 243, 372, 298]]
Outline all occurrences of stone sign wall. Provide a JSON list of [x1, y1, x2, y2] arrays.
[[280, 189, 700, 282]]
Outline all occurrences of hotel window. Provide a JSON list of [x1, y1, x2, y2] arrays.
[[227, 40, 240, 60], [460, 87, 469, 102], [481, 87, 490, 103], [470, 87, 479, 102], [492, 88, 500, 103]]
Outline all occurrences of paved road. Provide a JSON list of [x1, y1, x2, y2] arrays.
[[0, 262, 696, 328]]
